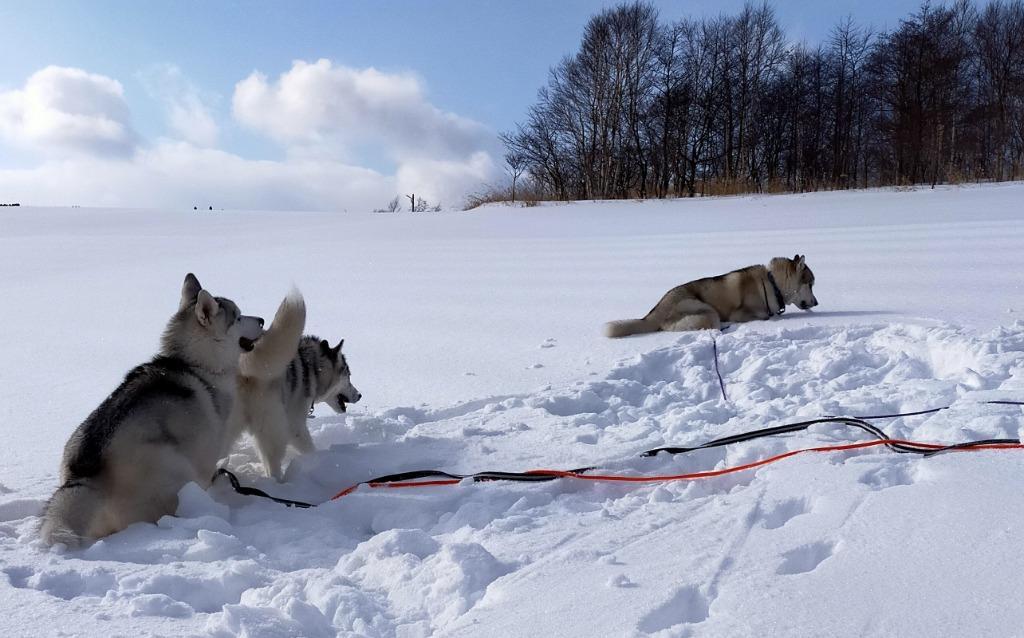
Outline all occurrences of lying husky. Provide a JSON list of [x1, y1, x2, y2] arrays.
[[40, 274, 264, 547], [605, 255, 818, 338], [228, 291, 362, 480]]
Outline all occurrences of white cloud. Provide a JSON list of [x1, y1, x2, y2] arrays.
[[0, 61, 502, 210], [0, 66, 136, 157], [396, 152, 497, 207], [233, 59, 494, 162], [0, 141, 393, 211], [139, 65, 218, 147]]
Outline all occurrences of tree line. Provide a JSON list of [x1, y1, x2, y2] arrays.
[[499, 0, 1024, 201]]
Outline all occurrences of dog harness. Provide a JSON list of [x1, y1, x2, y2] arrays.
[[763, 272, 786, 317]]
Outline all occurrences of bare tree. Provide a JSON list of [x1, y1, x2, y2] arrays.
[[373, 195, 402, 213], [504, 148, 528, 202], [975, 0, 1024, 180], [499, 0, 1024, 203], [404, 194, 441, 212]]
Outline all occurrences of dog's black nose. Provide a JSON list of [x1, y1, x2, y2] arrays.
[[257, 317, 265, 327]]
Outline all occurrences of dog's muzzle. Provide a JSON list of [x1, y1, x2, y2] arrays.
[[238, 315, 265, 351], [336, 389, 362, 412]]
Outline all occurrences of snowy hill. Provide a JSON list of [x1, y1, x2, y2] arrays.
[[1, 183, 1024, 636]]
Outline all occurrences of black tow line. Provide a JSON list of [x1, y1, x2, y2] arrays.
[[711, 337, 728, 402], [214, 465, 597, 509], [214, 401, 1024, 508], [639, 408, 1023, 457], [214, 468, 314, 509]]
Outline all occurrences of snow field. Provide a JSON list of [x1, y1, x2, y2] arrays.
[[2, 183, 1024, 636]]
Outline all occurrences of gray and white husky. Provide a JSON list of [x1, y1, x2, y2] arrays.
[[605, 255, 819, 337], [228, 291, 362, 479], [40, 274, 264, 547]]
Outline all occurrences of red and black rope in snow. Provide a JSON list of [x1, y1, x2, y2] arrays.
[[214, 401, 1024, 507]]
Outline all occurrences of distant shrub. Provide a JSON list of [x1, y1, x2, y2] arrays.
[[463, 180, 545, 210], [373, 196, 402, 213]]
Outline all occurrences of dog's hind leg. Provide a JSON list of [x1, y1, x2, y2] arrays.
[[105, 451, 200, 532], [663, 300, 721, 332], [289, 418, 316, 455], [253, 427, 288, 481], [246, 404, 291, 480]]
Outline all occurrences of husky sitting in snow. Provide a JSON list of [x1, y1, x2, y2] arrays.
[[40, 274, 264, 547], [227, 291, 362, 480], [605, 255, 818, 337]]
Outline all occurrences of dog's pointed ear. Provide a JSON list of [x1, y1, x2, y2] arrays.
[[195, 289, 218, 327], [180, 273, 202, 310], [794, 254, 805, 269], [320, 339, 331, 352], [333, 339, 344, 354]]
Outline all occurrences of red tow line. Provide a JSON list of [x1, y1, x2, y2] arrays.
[[330, 438, 1024, 500]]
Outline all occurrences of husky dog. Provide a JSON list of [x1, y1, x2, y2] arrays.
[[40, 274, 264, 547], [228, 292, 362, 480], [605, 255, 818, 338]]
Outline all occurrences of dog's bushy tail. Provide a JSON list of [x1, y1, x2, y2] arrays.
[[39, 483, 99, 549], [239, 288, 306, 380], [604, 318, 660, 338]]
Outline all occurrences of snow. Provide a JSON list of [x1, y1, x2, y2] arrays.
[[2, 183, 1024, 636]]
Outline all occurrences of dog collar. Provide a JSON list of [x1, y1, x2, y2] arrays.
[[765, 272, 786, 317]]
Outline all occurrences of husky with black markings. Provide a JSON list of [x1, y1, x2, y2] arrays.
[[227, 291, 362, 480], [605, 255, 818, 338], [40, 274, 264, 547]]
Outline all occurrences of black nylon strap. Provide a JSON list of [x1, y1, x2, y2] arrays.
[[214, 468, 314, 508], [641, 402, 1024, 457], [712, 337, 728, 402], [764, 272, 786, 316], [361, 467, 596, 484]]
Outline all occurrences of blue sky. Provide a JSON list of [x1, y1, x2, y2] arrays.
[[0, 1, 926, 209]]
